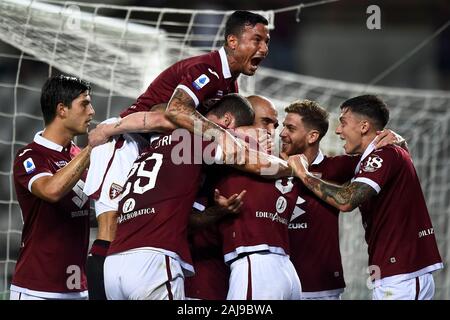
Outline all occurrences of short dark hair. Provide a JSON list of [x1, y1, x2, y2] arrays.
[[207, 93, 255, 127], [285, 99, 329, 141], [224, 10, 268, 42], [40, 75, 91, 125], [340, 95, 389, 130]]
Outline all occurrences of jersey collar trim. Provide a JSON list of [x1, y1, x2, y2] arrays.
[[311, 150, 325, 165], [219, 47, 232, 79], [354, 137, 377, 175], [34, 130, 64, 152]]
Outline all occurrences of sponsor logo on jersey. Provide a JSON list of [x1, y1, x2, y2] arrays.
[[122, 198, 136, 213], [72, 180, 88, 209], [55, 160, 68, 168], [118, 207, 155, 224], [418, 227, 434, 238], [23, 157, 36, 174], [362, 156, 383, 172], [18, 149, 32, 157], [208, 68, 219, 79], [288, 222, 308, 229], [109, 183, 123, 200], [290, 197, 306, 222], [192, 74, 210, 90], [71, 209, 89, 218], [276, 196, 287, 214], [255, 211, 288, 225]]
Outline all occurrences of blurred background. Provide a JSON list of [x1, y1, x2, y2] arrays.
[[0, 0, 449, 300]]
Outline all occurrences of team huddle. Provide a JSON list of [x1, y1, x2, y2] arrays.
[[10, 11, 443, 300]]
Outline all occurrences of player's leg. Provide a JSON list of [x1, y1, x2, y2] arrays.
[[83, 121, 141, 300], [10, 290, 46, 300], [227, 252, 301, 300], [112, 250, 185, 300], [372, 273, 435, 300]]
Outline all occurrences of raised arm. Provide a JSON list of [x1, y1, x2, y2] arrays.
[[231, 148, 292, 178], [166, 88, 246, 163], [288, 154, 376, 212], [31, 145, 92, 203], [88, 109, 176, 147]]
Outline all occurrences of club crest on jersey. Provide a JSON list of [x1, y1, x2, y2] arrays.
[[109, 183, 123, 200], [193, 74, 210, 90], [362, 156, 383, 173], [23, 157, 36, 174]]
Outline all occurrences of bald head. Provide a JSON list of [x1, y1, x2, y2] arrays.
[[247, 95, 279, 136]]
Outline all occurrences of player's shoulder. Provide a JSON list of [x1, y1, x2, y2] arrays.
[[371, 144, 406, 160], [177, 50, 217, 68], [15, 142, 40, 161], [322, 153, 360, 167]]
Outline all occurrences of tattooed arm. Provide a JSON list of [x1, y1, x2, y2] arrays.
[[166, 88, 246, 163], [288, 154, 376, 212], [88, 105, 176, 147], [31, 145, 92, 203]]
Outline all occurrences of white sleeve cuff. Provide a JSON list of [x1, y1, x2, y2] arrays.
[[353, 177, 381, 194], [28, 172, 52, 192], [192, 202, 206, 212], [95, 200, 118, 218], [175, 85, 199, 107]]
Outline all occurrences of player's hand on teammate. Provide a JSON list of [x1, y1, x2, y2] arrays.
[[214, 189, 246, 214], [287, 154, 309, 180], [374, 129, 407, 150], [235, 127, 274, 154], [218, 131, 248, 165], [88, 123, 111, 147]]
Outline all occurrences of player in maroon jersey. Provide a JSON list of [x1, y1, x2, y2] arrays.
[[83, 11, 270, 299], [103, 94, 276, 300], [289, 95, 443, 300], [279, 100, 356, 299], [10, 75, 94, 300]]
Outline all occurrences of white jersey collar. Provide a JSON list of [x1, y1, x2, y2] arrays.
[[219, 47, 232, 79], [34, 130, 64, 152], [311, 149, 325, 166], [354, 137, 377, 175]]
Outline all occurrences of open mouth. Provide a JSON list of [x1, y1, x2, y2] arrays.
[[250, 56, 264, 68]]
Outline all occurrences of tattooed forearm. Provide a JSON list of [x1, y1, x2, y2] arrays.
[[303, 173, 376, 211], [167, 89, 224, 140], [61, 153, 90, 190], [143, 112, 147, 129]]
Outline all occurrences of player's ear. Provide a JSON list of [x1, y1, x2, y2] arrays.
[[56, 102, 67, 119], [224, 112, 235, 128], [226, 34, 238, 50], [307, 130, 320, 144], [360, 120, 370, 135]]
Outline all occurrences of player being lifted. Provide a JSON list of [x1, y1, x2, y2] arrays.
[[83, 10, 271, 300]]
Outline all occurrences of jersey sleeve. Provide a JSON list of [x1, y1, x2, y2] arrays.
[[14, 149, 53, 193], [353, 148, 397, 194], [176, 63, 222, 107]]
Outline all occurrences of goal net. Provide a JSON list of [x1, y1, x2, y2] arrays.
[[0, 0, 448, 300]]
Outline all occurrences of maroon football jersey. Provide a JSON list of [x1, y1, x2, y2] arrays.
[[354, 144, 443, 281], [12, 132, 90, 293], [185, 189, 229, 300], [216, 168, 299, 263], [120, 47, 238, 118], [108, 131, 219, 275], [289, 152, 359, 295]]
